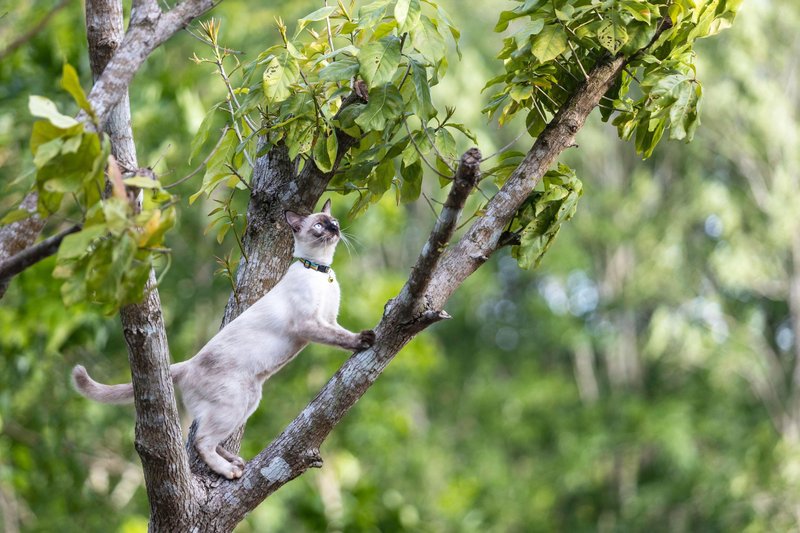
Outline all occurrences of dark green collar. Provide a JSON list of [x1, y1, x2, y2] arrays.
[[296, 257, 332, 274]]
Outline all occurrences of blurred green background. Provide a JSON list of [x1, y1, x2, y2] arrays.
[[2, 0, 799, 531]]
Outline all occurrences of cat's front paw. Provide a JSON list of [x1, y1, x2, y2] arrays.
[[355, 329, 376, 350]]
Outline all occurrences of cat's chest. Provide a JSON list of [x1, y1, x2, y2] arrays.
[[287, 266, 341, 320]]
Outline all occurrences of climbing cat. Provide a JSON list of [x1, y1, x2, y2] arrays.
[[72, 199, 375, 479]]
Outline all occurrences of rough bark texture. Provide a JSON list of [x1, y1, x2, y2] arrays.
[[0, 194, 46, 297], [0, 224, 80, 281], [86, 0, 199, 529]]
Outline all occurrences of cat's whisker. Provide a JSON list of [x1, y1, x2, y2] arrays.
[[338, 232, 355, 256]]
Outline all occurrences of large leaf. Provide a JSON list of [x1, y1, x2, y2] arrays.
[[319, 55, 360, 82], [61, 64, 93, 117], [358, 36, 401, 88], [410, 59, 435, 120], [29, 95, 79, 129], [355, 83, 403, 131], [531, 24, 567, 63], [262, 52, 299, 102]]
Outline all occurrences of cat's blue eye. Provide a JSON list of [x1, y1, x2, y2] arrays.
[[314, 223, 323, 229]]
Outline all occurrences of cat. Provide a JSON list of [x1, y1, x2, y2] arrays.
[[72, 199, 376, 480]]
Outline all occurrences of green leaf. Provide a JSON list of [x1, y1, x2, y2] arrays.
[[410, 60, 435, 121], [494, 1, 544, 33], [597, 17, 629, 54], [395, 0, 411, 26], [395, 0, 420, 31], [262, 52, 299, 103], [29, 95, 79, 129], [512, 166, 582, 270], [531, 24, 567, 63], [525, 106, 547, 137], [298, 5, 337, 31], [400, 160, 422, 202], [57, 225, 107, 261], [319, 55, 360, 82], [358, 36, 401, 88], [313, 129, 339, 173], [30, 119, 82, 153], [190, 106, 216, 164], [355, 83, 403, 131], [123, 177, 162, 189], [60, 64, 93, 117], [33, 138, 65, 168], [413, 15, 446, 64]]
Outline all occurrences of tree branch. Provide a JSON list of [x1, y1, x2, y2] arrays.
[[0, 224, 80, 281], [0, 194, 46, 298], [0, 0, 71, 62], [86, 0, 196, 528], [86, 0, 219, 129], [400, 148, 482, 305]]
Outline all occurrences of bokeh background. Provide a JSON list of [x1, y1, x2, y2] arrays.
[[2, 0, 799, 531]]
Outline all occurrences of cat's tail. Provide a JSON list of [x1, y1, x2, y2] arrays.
[[71, 363, 188, 404]]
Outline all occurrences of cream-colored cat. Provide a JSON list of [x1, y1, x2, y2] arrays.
[[72, 199, 375, 479]]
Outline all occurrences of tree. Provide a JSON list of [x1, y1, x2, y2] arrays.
[[0, 0, 740, 530]]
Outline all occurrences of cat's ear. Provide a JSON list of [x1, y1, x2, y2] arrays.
[[284, 210, 304, 232], [321, 198, 332, 215]]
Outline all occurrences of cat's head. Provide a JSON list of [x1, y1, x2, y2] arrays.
[[284, 199, 340, 259]]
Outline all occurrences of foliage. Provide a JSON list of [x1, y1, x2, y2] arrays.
[[189, 0, 474, 220], [485, 0, 741, 157], [22, 66, 177, 314], [510, 163, 582, 269], [5, 0, 798, 532]]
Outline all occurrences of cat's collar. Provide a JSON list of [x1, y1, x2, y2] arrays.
[[296, 257, 332, 274]]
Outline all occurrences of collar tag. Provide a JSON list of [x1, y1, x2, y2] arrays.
[[296, 258, 334, 282]]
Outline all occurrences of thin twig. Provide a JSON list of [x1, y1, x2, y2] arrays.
[[185, 27, 244, 55], [164, 126, 229, 189], [421, 193, 442, 223], [402, 118, 452, 179], [480, 130, 526, 163], [324, 0, 335, 55], [567, 39, 590, 79], [0, 0, 70, 61]]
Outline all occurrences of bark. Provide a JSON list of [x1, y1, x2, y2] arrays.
[[0, 194, 46, 298], [87, 0, 198, 528], [0, 224, 80, 281]]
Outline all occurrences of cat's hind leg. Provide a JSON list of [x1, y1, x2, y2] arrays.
[[216, 444, 245, 470], [194, 413, 244, 480]]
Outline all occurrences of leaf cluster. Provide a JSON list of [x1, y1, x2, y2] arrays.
[[20, 66, 176, 314], [509, 163, 583, 269], [191, 0, 475, 218], [485, 0, 741, 157]]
